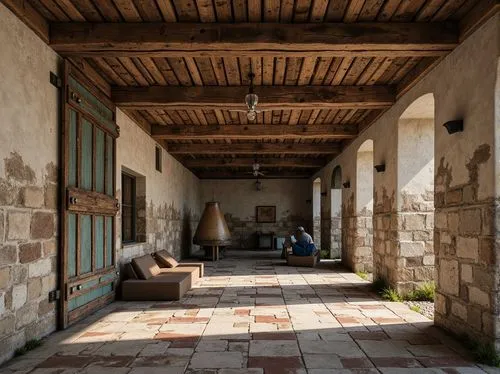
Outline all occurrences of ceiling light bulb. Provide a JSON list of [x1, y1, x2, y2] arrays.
[[245, 93, 258, 109]]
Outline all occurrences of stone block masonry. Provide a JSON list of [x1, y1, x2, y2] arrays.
[[434, 148, 497, 347], [342, 193, 373, 273], [0, 154, 58, 363]]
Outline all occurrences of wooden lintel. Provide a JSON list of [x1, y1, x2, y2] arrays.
[[112, 85, 395, 110], [166, 143, 340, 155], [50, 22, 458, 58], [2, 0, 49, 44], [183, 157, 326, 169], [151, 124, 357, 140]]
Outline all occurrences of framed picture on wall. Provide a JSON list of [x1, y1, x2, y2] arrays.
[[256, 206, 276, 223]]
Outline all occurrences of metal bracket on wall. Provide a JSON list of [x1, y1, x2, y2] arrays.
[[48, 289, 61, 302], [50, 71, 62, 88]]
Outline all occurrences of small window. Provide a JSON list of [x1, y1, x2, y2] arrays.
[[121, 173, 136, 243], [155, 145, 162, 172]]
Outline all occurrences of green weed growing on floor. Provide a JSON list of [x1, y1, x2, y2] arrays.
[[381, 287, 402, 302], [319, 250, 330, 259], [409, 305, 421, 313], [14, 339, 43, 357], [356, 271, 368, 281], [405, 282, 435, 302], [460, 333, 500, 367]]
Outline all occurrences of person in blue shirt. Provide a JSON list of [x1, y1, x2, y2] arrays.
[[291, 226, 316, 256]]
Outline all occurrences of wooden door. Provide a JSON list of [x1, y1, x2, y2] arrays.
[[59, 62, 120, 328]]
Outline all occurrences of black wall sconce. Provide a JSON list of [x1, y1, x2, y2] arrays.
[[443, 120, 463, 134], [374, 164, 386, 173], [342, 181, 351, 189], [321, 191, 327, 197]]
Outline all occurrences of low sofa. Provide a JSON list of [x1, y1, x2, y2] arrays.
[[285, 246, 321, 267], [121, 250, 204, 301]]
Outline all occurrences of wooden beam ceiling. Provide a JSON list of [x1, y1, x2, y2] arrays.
[[50, 22, 459, 58], [183, 158, 326, 169], [195, 171, 311, 179], [166, 143, 340, 155], [112, 86, 395, 110], [151, 124, 357, 140]]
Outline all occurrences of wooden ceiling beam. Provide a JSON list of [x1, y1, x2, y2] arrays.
[[183, 158, 326, 169], [151, 124, 357, 140], [50, 22, 458, 58], [196, 171, 312, 179], [112, 85, 395, 110], [3, 0, 49, 43], [167, 143, 341, 155]]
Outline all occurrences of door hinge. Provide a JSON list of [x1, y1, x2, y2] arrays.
[[48, 289, 61, 302], [49, 72, 62, 88]]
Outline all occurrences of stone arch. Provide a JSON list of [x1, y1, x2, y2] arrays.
[[312, 177, 322, 249], [330, 166, 342, 258]]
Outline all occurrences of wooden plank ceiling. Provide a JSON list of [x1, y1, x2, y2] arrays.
[[12, 0, 485, 179]]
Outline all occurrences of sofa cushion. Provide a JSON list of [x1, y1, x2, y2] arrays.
[[125, 263, 138, 280], [132, 254, 161, 280], [155, 250, 179, 268]]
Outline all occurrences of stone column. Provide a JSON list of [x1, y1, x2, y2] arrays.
[[434, 147, 497, 346], [342, 192, 373, 272]]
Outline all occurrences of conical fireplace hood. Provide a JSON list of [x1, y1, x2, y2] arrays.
[[193, 201, 231, 246]]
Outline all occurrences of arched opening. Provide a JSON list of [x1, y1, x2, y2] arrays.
[[312, 177, 322, 250], [354, 140, 374, 272], [330, 166, 342, 259], [396, 93, 435, 293]]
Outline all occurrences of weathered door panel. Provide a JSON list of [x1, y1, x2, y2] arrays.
[[60, 61, 119, 328]]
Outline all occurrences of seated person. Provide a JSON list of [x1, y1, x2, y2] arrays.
[[290, 226, 316, 256]]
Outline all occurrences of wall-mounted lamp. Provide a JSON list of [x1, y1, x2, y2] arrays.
[[443, 120, 463, 134], [342, 181, 351, 189], [374, 164, 386, 173], [305, 199, 312, 204], [321, 191, 327, 197]]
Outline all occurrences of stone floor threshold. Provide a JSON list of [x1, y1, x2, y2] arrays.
[[1, 250, 496, 374]]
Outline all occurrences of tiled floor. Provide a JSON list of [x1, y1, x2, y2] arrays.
[[2, 250, 496, 373]]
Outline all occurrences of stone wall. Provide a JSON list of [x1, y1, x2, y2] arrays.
[[434, 145, 496, 345], [200, 179, 311, 249], [312, 13, 499, 347], [116, 110, 201, 264], [0, 4, 60, 363]]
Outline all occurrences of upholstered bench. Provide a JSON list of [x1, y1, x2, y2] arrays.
[[286, 251, 320, 267], [121, 251, 203, 301]]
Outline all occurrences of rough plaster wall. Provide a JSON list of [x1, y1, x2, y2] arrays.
[[356, 151, 374, 214], [0, 4, 60, 363], [200, 179, 310, 249], [115, 110, 201, 263], [312, 14, 500, 346]]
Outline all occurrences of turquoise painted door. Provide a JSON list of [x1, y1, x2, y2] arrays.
[[61, 62, 119, 328]]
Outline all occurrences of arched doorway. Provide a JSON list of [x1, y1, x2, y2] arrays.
[[330, 166, 342, 259]]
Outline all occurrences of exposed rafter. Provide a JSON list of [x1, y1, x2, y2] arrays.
[[50, 22, 458, 58], [166, 143, 341, 155], [183, 158, 326, 169], [112, 85, 395, 110], [151, 124, 357, 140], [196, 171, 312, 179]]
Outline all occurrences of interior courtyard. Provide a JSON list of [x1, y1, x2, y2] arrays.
[[0, 0, 499, 373]]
